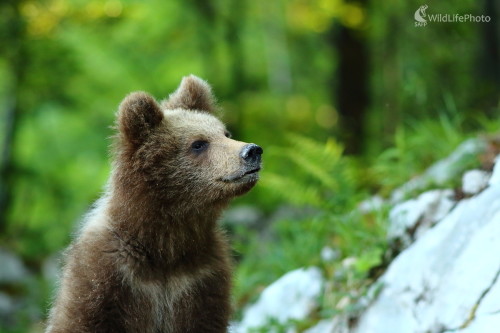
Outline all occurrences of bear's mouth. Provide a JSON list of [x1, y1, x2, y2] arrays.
[[220, 167, 261, 183], [244, 167, 261, 176]]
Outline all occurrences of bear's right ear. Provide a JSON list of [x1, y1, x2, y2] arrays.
[[117, 92, 163, 147]]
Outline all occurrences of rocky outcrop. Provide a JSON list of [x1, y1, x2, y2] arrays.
[[355, 181, 500, 332], [351, 154, 500, 333], [232, 267, 324, 332]]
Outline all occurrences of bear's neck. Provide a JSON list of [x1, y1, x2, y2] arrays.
[[106, 175, 229, 270]]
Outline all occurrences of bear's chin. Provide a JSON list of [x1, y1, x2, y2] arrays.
[[226, 175, 259, 197], [232, 181, 258, 197]]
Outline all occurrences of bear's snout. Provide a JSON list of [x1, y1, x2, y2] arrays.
[[240, 144, 263, 165]]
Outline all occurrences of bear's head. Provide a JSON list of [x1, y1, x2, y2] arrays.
[[114, 75, 262, 207]]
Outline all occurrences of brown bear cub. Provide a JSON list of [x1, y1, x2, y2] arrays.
[[46, 75, 263, 333]]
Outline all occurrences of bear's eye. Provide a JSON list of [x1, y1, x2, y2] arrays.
[[191, 140, 209, 153], [224, 131, 232, 138]]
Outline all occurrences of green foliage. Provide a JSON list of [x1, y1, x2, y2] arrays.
[[372, 114, 473, 193], [233, 136, 389, 326], [261, 135, 361, 211]]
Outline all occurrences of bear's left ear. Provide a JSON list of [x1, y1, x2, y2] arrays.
[[117, 92, 163, 147], [161, 75, 216, 113]]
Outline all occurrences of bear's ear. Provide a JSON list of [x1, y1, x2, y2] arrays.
[[117, 92, 163, 146], [161, 75, 216, 112]]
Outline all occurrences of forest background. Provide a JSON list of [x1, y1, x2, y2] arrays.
[[0, 0, 498, 331]]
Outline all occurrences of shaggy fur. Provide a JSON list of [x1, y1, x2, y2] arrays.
[[46, 75, 262, 333]]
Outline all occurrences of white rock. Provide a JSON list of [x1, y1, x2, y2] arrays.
[[305, 316, 351, 333], [391, 138, 486, 203], [425, 138, 484, 184], [387, 189, 455, 247], [473, 270, 500, 317], [222, 205, 263, 227], [390, 177, 424, 204], [0, 292, 15, 316], [460, 308, 500, 332], [342, 257, 357, 268], [236, 267, 323, 332], [460, 314, 500, 333], [462, 169, 490, 195], [488, 154, 500, 186], [354, 183, 500, 333], [0, 248, 29, 284], [42, 253, 61, 286], [358, 196, 385, 214], [320, 246, 339, 262], [458, 268, 500, 332]]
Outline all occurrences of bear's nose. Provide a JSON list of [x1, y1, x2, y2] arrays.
[[240, 144, 263, 163]]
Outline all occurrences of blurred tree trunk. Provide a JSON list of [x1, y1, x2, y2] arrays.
[[330, 1, 370, 155], [226, 0, 246, 95], [224, 0, 247, 139], [0, 0, 25, 233], [188, 0, 218, 80], [478, 0, 499, 115]]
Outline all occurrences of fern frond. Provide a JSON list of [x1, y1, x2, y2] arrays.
[[261, 173, 322, 208]]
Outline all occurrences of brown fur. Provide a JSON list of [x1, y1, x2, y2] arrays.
[[46, 76, 262, 333], [161, 75, 217, 112]]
